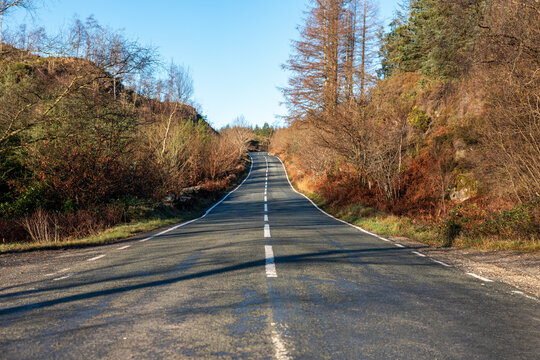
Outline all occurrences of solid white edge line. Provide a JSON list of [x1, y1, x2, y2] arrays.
[[138, 155, 254, 243], [275, 156, 461, 271], [412, 251, 426, 257], [466, 272, 494, 282], [87, 254, 106, 261], [275, 156, 400, 244]]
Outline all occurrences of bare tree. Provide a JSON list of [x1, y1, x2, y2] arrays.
[[223, 116, 254, 159], [282, 0, 346, 127], [160, 61, 194, 158], [0, 0, 37, 51]]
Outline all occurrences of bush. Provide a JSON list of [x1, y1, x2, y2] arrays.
[[407, 106, 431, 132], [439, 207, 463, 247]]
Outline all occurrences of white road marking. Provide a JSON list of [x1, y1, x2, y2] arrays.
[[137, 157, 254, 243], [264, 224, 271, 238], [46, 268, 70, 276], [265, 245, 277, 277], [270, 323, 290, 360], [395, 243, 405, 248], [53, 275, 71, 281], [118, 245, 131, 250], [87, 254, 106, 262], [466, 272, 493, 282], [264, 204, 268, 212], [431, 259, 451, 267], [412, 251, 426, 257], [264, 215, 269, 222], [264, 196, 267, 202], [511, 290, 537, 301], [265, 189, 267, 195], [276, 156, 397, 245]]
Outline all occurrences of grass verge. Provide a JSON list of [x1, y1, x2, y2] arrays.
[[282, 159, 539, 252], [0, 159, 251, 254]]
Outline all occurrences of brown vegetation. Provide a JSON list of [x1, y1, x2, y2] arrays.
[[274, 0, 539, 250], [0, 15, 253, 244]]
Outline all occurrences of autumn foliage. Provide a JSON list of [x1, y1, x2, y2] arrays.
[[273, 0, 539, 247]]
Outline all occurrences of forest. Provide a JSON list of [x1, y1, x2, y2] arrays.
[[0, 6, 258, 246], [272, 0, 539, 250]]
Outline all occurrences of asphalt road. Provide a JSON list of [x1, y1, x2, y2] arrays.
[[1, 152, 539, 359]]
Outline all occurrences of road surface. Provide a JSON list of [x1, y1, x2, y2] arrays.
[[1, 152, 539, 359]]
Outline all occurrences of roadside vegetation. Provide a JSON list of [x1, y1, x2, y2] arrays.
[[0, 5, 255, 251], [273, 0, 539, 251]]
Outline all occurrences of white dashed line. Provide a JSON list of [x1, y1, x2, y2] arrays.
[[264, 215, 269, 222], [53, 275, 71, 281], [46, 268, 70, 276], [394, 243, 405, 248], [264, 224, 271, 238], [270, 323, 290, 359], [511, 290, 537, 301], [87, 254, 106, 262], [431, 259, 451, 267], [118, 245, 131, 250], [264, 204, 268, 212], [466, 272, 493, 282], [264, 196, 267, 202], [412, 251, 426, 257], [265, 245, 277, 277]]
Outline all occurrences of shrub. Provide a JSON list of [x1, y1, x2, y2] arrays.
[[407, 106, 431, 132]]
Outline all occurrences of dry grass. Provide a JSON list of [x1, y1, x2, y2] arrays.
[[0, 217, 184, 253], [281, 158, 540, 252]]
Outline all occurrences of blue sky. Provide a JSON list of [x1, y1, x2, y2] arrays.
[[6, 0, 401, 128]]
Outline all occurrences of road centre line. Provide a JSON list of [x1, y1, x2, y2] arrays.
[[270, 323, 290, 360], [264, 204, 268, 212], [265, 245, 277, 277], [264, 215, 269, 222], [264, 224, 271, 238], [118, 245, 131, 250], [466, 272, 493, 282], [394, 243, 406, 248], [412, 251, 426, 257], [87, 254, 106, 262], [264, 196, 267, 202]]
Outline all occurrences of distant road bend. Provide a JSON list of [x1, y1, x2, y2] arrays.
[[0, 152, 539, 359]]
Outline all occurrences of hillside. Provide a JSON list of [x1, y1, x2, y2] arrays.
[[272, 0, 539, 251], [0, 43, 248, 246]]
